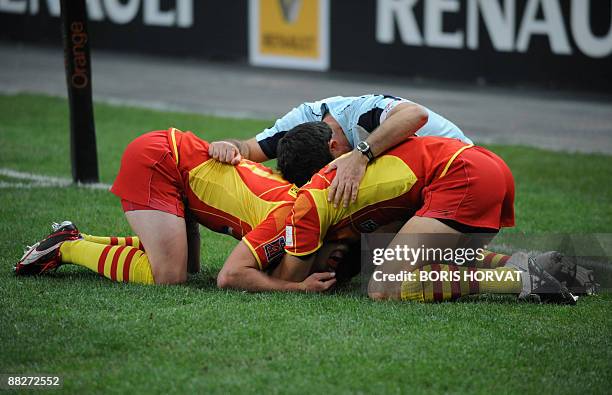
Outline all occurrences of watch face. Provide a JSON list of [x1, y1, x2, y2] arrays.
[[357, 141, 373, 161]]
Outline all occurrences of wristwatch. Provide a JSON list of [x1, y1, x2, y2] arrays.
[[356, 141, 374, 162]]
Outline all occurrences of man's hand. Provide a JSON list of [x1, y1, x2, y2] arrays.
[[208, 141, 242, 165], [324, 150, 369, 207], [299, 272, 337, 292]]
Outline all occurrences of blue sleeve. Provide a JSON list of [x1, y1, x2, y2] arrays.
[[343, 95, 405, 146], [354, 95, 403, 132], [415, 109, 472, 144], [351, 95, 473, 145], [255, 103, 322, 159]]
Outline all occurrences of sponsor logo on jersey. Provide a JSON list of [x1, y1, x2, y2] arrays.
[[288, 185, 299, 198], [264, 236, 286, 261], [360, 219, 379, 233]]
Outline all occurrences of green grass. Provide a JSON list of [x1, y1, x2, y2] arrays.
[[0, 94, 611, 394]]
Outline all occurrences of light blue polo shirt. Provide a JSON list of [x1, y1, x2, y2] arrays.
[[255, 94, 472, 159]]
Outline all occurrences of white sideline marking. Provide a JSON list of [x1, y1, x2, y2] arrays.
[[0, 168, 111, 190]]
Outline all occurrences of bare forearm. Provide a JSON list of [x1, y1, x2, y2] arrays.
[[225, 139, 251, 160], [367, 104, 428, 157], [218, 267, 302, 292], [273, 254, 314, 282], [222, 138, 269, 163]]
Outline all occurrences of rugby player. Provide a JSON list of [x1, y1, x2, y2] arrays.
[[268, 122, 577, 304], [14, 128, 335, 292], [208, 94, 471, 208]]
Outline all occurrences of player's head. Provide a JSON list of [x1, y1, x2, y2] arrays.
[[277, 121, 334, 186], [322, 114, 352, 158], [311, 241, 361, 282], [311, 242, 349, 273], [334, 241, 361, 282]]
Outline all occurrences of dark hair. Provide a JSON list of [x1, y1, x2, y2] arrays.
[[277, 122, 333, 187], [335, 242, 361, 282]]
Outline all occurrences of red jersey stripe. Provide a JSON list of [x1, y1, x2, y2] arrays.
[[97, 245, 113, 276], [483, 252, 495, 268], [122, 248, 139, 282], [499, 255, 510, 267], [110, 246, 127, 281]]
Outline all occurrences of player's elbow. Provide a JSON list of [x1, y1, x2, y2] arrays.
[[409, 104, 429, 129], [217, 268, 238, 289], [368, 290, 386, 301], [391, 103, 429, 136]]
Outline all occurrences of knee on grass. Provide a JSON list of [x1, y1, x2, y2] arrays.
[[152, 266, 187, 285], [216, 268, 238, 289]]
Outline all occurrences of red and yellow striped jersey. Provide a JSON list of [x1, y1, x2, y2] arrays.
[[284, 136, 474, 256], [169, 129, 297, 269]]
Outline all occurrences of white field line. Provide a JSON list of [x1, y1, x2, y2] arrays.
[[0, 168, 111, 190], [0, 88, 268, 120]]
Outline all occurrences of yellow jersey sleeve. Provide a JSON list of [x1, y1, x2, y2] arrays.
[[243, 204, 293, 270], [284, 190, 332, 256]]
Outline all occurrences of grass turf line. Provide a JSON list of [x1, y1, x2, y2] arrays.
[[0, 94, 611, 394]]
